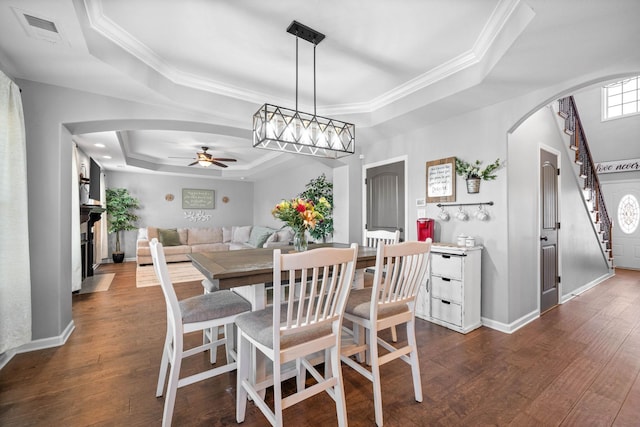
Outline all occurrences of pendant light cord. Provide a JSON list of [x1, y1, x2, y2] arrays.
[[295, 34, 299, 112], [313, 41, 317, 116]]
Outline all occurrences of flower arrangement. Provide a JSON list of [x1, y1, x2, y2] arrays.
[[455, 158, 503, 180], [272, 197, 331, 250], [272, 197, 331, 232]]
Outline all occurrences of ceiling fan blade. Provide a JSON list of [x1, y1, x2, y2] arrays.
[[188, 161, 198, 166], [213, 158, 237, 162], [169, 156, 195, 159], [211, 161, 229, 168]]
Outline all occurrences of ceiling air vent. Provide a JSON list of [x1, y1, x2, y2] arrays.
[[24, 14, 58, 33], [12, 7, 66, 44]]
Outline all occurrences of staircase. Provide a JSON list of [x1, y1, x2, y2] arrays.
[[557, 96, 613, 267]]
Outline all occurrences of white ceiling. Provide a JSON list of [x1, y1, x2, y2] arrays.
[[0, 0, 638, 179]]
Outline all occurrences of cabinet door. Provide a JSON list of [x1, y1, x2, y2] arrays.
[[431, 253, 463, 280]]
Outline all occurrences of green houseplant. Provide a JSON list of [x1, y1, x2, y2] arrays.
[[105, 187, 140, 263], [299, 173, 334, 242], [455, 158, 502, 193]]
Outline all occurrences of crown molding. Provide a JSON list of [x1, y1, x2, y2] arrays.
[[83, 0, 287, 106], [84, 0, 525, 116]]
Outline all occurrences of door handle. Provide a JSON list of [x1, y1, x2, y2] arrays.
[[540, 236, 548, 241]]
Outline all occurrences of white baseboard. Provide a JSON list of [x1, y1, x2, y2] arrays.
[[0, 321, 74, 371], [16, 320, 75, 355], [560, 271, 614, 304], [482, 309, 539, 334], [481, 271, 614, 334], [0, 349, 17, 370]]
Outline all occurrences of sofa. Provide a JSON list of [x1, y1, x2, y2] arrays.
[[136, 225, 294, 265]]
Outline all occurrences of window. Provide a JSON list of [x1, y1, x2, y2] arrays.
[[617, 194, 640, 234], [603, 76, 640, 120]]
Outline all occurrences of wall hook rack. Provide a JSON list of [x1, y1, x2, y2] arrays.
[[436, 201, 494, 208]]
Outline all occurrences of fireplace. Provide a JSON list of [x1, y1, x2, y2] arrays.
[[80, 204, 105, 278]]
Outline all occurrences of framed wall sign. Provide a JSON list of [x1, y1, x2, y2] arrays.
[[426, 157, 456, 203], [182, 188, 215, 209]]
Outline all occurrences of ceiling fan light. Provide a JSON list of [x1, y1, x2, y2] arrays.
[[198, 160, 211, 167]]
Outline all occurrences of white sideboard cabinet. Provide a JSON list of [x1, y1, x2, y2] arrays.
[[416, 243, 482, 334]]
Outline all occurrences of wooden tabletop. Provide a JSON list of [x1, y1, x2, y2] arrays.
[[189, 243, 378, 289]]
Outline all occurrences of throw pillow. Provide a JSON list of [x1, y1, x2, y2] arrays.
[[222, 226, 233, 243], [276, 228, 294, 243], [247, 226, 275, 248], [232, 225, 252, 243], [264, 232, 278, 245], [158, 228, 181, 247]]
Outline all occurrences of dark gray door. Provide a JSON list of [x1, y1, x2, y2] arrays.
[[366, 161, 405, 241], [540, 149, 559, 313]]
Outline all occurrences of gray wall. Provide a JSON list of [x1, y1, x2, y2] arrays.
[[356, 103, 509, 324], [18, 79, 242, 341], [252, 161, 332, 232], [508, 106, 609, 324], [573, 86, 640, 167], [105, 171, 254, 258]]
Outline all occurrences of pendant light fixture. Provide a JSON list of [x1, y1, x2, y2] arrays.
[[252, 21, 355, 159]]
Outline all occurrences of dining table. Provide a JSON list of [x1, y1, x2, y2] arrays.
[[189, 242, 377, 390], [189, 242, 378, 311]]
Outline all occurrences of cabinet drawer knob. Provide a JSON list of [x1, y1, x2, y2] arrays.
[[442, 254, 451, 259], [442, 277, 451, 282], [441, 300, 451, 305]]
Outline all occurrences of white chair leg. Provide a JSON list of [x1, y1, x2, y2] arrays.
[[162, 351, 182, 427], [236, 333, 249, 423], [273, 359, 284, 427], [156, 332, 171, 397], [390, 326, 398, 342], [296, 357, 306, 393], [407, 319, 423, 402], [331, 345, 348, 427], [369, 327, 384, 427], [224, 323, 235, 364]]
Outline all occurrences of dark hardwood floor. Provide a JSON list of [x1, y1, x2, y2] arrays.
[[1, 263, 639, 426]]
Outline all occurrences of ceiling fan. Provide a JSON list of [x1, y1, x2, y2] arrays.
[[183, 146, 237, 168]]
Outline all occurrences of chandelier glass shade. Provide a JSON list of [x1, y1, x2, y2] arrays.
[[252, 21, 355, 159], [253, 104, 355, 158]]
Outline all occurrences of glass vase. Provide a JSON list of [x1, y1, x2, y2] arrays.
[[293, 229, 308, 252]]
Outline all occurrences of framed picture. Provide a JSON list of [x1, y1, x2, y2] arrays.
[[182, 188, 215, 209], [426, 157, 456, 203]]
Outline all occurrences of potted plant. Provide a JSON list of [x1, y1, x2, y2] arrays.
[[105, 187, 140, 263], [455, 158, 503, 193], [299, 173, 334, 242]]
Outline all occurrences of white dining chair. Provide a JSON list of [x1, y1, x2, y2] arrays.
[[363, 229, 401, 341], [341, 240, 431, 427], [235, 244, 358, 427], [363, 229, 400, 249], [149, 239, 252, 427]]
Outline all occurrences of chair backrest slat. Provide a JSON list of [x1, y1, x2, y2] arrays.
[[364, 229, 400, 248], [371, 240, 432, 315], [273, 245, 358, 347]]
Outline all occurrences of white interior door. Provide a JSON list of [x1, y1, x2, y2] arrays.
[[364, 159, 406, 241]]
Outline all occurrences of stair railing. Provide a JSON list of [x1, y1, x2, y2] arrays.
[[558, 96, 612, 260]]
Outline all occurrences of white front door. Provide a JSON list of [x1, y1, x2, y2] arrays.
[[602, 179, 640, 269]]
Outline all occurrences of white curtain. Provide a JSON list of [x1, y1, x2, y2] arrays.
[[0, 70, 32, 354], [71, 145, 82, 292], [98, 172, 107, 262]]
